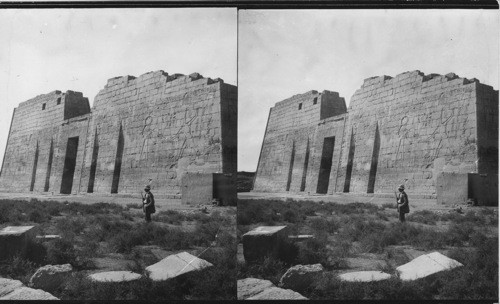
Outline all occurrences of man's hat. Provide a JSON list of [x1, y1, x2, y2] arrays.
[[144, 185, 151, 190], [398, 184, 405, 190]]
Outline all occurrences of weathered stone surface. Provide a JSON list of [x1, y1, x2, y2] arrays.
[[88, 271, 142, 283], [30, 263, 73, 292], [254, 71, 498, 201], [242, 226, 288, 263], [145, 251, 213, 281], [396, 252, 463, 281], [0, 278, 24, 297], [338, 271, 391, 282], [0, 226, 35, 260], [237, 278, 275, 300], [246, 287, 308, 300], [0, 278, 58, 300], [0, 286, 59, 300], [0, 70, 237, 204], [280, 264, 323, 291]]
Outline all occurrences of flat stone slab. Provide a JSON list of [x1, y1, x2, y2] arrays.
[[237, 278, 275, 300], [0, 278, 24, 297], [88, 271, 142, 282], [36, 235, 62, 240], [0, 278, 58, 300], [246, 287, 308, 300], [145, 252, 213, 281], [396, 252, 463, 281], [338, 271, 391, 282], [0, 286, 59, 300], [0, 226, 34, 236], [288, 235, 315, 240]]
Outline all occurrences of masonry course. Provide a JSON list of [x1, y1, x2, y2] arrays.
[[254, 71, 498, 205], [0, 71, 237, 204]]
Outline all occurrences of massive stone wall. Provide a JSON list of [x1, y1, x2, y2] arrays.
[[254, 71, 498, 201], [0, 70, 237, 201], [253, 90, 347, 193], [0, 91, 90, 193]]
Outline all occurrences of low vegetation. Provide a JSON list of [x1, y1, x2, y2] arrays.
[[237, 199, 498, 300], [0, 198, 236, 300]]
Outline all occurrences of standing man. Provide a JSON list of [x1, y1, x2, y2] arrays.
[[143, 185, 156, 222], [396, 184, 409, 222]]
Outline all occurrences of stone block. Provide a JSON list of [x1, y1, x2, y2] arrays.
[[145, 252, 213, 281], [338, 271, 391, 282], [396, 252, 463, 281], [237, 278, 275, 300], [242, 226, 288, 263], [279, 264, 323, 291], [0, 278, 24, 297], [0, 226, 35, 260], [246, 287, 308, 300], [88, 271, 142, 283], [30, 264, 73, 292], [0, 286, 58, 300], [436, 172, 468, 205]]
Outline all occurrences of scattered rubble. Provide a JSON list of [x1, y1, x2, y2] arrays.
[[30, 264, 73, 292], [280, 264, 323, 291]]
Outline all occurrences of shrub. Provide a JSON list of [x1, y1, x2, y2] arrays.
[[309, 217, 339, 234], [45, 238, 77, 266], [407, 210, 440, 225], [0, 256, 39, 284]]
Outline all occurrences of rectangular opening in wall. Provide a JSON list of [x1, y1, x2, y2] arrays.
[[60, 137, 79, 194], [42, 103, 46, 110], [343, 130, 355, 193], [56, 97, 61, 105], [111, 124, 124, 194], [286, 140, 296, 191], [30, 141, 39, 191], [87, 131, 99, 193], [367, 123, 381, 193], [300, 139, 310, 192], [316, 136, 335, 194], [313, 97, 318, 105], [298, 103, 302, 110], [44, 139, 54, 192]]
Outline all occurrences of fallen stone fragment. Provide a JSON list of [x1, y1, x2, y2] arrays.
[[242, 226, 288, 263], [30, 263, 73, 292], [0, 286, 59, 300], [288, 235, 315, 241], [280, 264, 323, 291], [338, 271, 391, 282], [36, 235, 62, 240], [237, 278, 275, 300], [0, 226, 35, 260], [0, 278, 24, 297], [145, 252, 213, 281], [0, 278, 58, 300], [396, 252, 463, 281], [246, 287, 308, 300], [88, 271, 142, 283]]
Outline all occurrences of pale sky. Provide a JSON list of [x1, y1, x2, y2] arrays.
[[0, 8, 237, 171], [238, 9, 499, 172]]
